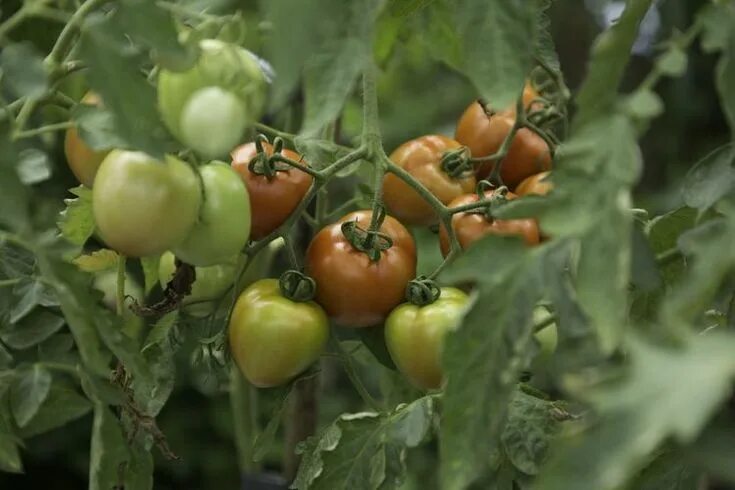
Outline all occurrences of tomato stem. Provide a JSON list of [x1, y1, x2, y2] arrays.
[[46, 0, 110, 67], [115, 254, 126, 316], [332, 334, 382, 411]]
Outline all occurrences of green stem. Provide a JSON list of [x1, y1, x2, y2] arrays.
[[272, 154, 322, 179], [115, 255, 126, 316], [0, 278, 22, 288], [13, 97, 40, 133], [282, 234, 300, 269], [361, 62, 381, 146], [332, 335, 381, 411], [0, 2, 49, 42], [230, 364, 260, 473], [315, 188, 329, 228], [14, 121, 74, 140], [254, 122, 296, 145], [533, 314, 558, 333], [46, 0, 111, 66], [656, 247, 682, 267]]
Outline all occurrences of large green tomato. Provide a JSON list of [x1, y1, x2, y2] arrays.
[[93, 151, 201, 257], [157, 39, 267, 158], [158, 251, 236, 317], [385, 287, 469, 390], [173, 163, 251, 266], [229, 279, 328, 388]]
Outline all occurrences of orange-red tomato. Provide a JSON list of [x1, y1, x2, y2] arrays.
[[232, 142, 312, 240], [306, 210, 417, 328], [455, 103, 552, 189], [64, 92, 109, 187], [439, 191, 540, 256], [383, 135, 476, 225], [515, 171, 553, 196]]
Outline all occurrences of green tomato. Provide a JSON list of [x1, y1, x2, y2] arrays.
[[385, 287, 469, 390], [157, 39, 267, 158], [229, 279, 328, 388], [173, 162, 251, 266], [93, 151, 201, 257], [158, 251, 236, 317]]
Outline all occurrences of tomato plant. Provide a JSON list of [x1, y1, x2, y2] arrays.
[[231, 141, 312, 240], [92, 150, 202, 257], [173, 162, 251, 266], [306, 210, 417, 327], [229, 279, 328, 388], [385, 287, 469, 390], [2, 1, 735, 490], [383, 135, 476, 225]]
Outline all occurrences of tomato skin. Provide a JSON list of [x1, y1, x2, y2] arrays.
[[64, 93, 109, 187], [157, 39, 266, 157], [439, 191, 540, 256], [229, 279, 328, 388], [306, 210, 417, 328], [231, 142, 312, 240], [93, 151, 201, 257], [173, 163, 250, 266], [385, 287, 469, 390], [383, 135, 476, 225], [159, 251, 236, 317], [515, 171, 552, 197], [454, 104, 551, 189]]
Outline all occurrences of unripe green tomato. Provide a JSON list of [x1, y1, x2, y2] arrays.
[[93, 151, 202, 257], [157, 39, 267, 158], [158, 251, 237, 317], [173, 162, 251, 266], [229, 279, 328, 388], [533, 306, 557, 357], [385, 287, 469, 390], [93, 270, 144, 338]]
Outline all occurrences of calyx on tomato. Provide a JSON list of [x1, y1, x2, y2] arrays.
[[157, 39, 267, 158]]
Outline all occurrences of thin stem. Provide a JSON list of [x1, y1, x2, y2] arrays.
[[14, 121, 74, 140], [13, 97, 39, 133], [533, 313, 558, 333], [315, 188, 329, 228], [116, 255, 126, 316], [656, 247, 682, 267], [282, 234, 300, 269], [230, 364, 260, 473], [0, 2, 46, 42], [324, 196, 361, 223], [361, 62, 381, 145], [332, 336, 381, 411], [46, 0, 111, 66], [272, 154, 322, 179], [447, 199, 495, 215], [485, 98, 526, 186], [534, 55, 571, 104], [254, 122, 296, 145], [0, 278, 22, 288]]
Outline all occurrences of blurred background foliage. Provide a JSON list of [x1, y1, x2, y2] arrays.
[[0, 0, 730, 488]]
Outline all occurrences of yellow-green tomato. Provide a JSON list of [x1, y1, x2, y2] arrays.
[[92, 151, 201, 257], [158, 251, 236, 317], [173, 163, 251, 266], [385, 287, 469, 390], [229, 279, 328, 388]]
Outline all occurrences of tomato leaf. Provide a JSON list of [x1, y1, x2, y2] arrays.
[[293, 397, 433, 489], [682, 143, 735, 214], [17, 148, 52, 185], [89, 403, 132, 490], [72, 104, 129, 151], [537, 333, 735, 490], [573, 0, 655, 127], [438, 236, 545, 489], [140, 255, 161, 295], [73, 249, 120, 273], [0, 308, 65, 350], [19, 382, 93, 438], [0, 42, 48, 99], [10, 364, 52, 427], [58, 186, 95, 247], [0, 405, 22, 474], [452, 0, 536, 110], [0, 127, 30, 232]]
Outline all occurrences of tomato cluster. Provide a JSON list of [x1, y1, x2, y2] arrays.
[[68, 43, 555, 390]]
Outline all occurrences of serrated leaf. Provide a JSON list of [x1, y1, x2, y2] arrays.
[[537, 333, 735, 490], [574, 0, 655, 127], [19, 383, 93, 438], [453, 0, 536, 110], [630, 451, 702, 490], [17, 148, 52, 185], [10, 364, 52, 427], [0, 406, 22, 473], [1, 308, 65, 350], [0, 42, 48, 98], [72, 104, 128, 151], [501, 391, 566, 475], [438, 236, 545, 490], [58, 186, 95, 246], [293, 397, 433, 490], [142, 311, 178, 352], [682, 144, 735, 213], [73, 249, 120, 273], [89, 403, 131, 490], [140, 255, 161, 295], [10, 279, 45, 323], [252, 383, 292, 462]]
